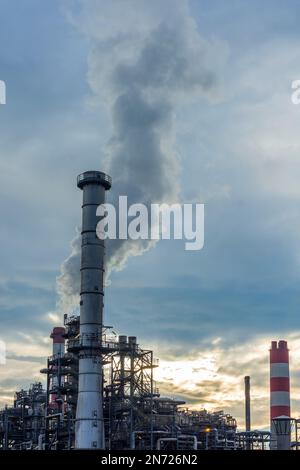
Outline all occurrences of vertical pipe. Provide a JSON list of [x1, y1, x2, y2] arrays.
[[128, 336, 136, 447], [150, 350, 154, 450], [109, 358, 113, 450], [119, 335, 127, 398], [45, 358, 50, 449], [75, 171, 111, 449], [4, 413, 8, 450], [270, 340, 291, 450], [244, 375, 251, 450]]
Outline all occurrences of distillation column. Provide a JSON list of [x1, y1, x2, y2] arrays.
[[75, 171, 112, 449]]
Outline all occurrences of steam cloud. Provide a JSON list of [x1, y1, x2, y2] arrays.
[[57, 0, 224, 312]]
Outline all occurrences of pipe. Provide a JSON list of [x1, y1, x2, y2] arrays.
[[131, 430, 170, 449], [75, 171, 112, 449], [37, 433, 44, 450], [157, 435, 197, 451], [119, 336, 127, 398], [156, 438, 177, 450], [177, 434, 197, 449]]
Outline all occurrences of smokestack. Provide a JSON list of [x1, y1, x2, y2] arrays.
[[244, 375, 251, 450], [270, 340, 291, 450], [244, 376, 251, 431], [75, 171, 112, 449], [50, 327, 65, 407], [50, 327, 65, 356]]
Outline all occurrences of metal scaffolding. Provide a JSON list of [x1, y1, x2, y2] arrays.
[[0, 324, 243, 451]]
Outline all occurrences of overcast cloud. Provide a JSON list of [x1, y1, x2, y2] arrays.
[[1, 0, 300, 430]]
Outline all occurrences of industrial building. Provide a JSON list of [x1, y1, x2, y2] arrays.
[[0, 320, 239, 450], [0, 171, 298, 451]]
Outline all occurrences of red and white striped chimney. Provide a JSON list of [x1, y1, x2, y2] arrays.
[[270, 340, 290, 449], [50, 327, 65, 407], [50, 327, 65, 356]]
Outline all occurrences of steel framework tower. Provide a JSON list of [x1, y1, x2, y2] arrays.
[[75, 171, 111, 449]]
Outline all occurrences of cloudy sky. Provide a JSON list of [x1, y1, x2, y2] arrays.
[[1, 0, 300, 430]]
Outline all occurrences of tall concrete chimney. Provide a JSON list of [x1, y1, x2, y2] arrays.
[[75, 171, 111, 449], [270, 340, 291, 450]]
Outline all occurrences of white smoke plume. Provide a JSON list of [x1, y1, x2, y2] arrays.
[[57, 0, 226, 312]]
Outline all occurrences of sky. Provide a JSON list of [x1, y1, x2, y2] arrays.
[[1, 0, 300, 430]]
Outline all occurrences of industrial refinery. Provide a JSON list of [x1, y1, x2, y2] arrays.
[[0, 171, 299, 451]]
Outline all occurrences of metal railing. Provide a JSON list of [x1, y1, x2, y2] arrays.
[[77, 171, 112, 187], [67, 334, 119, 352]]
